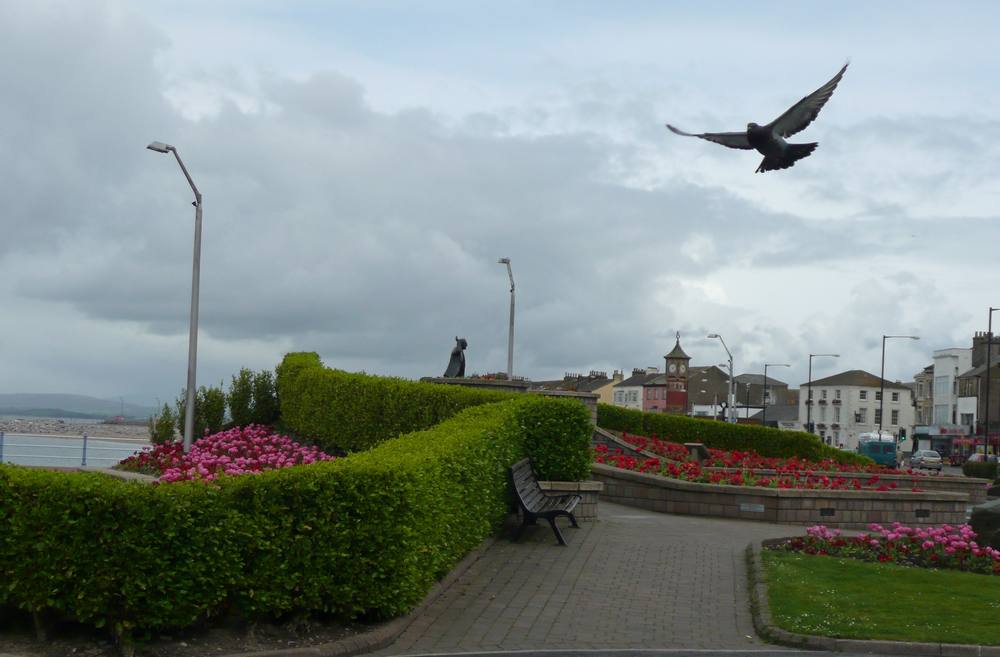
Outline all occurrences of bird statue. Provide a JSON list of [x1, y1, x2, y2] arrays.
[[666, 62, 848, 173]]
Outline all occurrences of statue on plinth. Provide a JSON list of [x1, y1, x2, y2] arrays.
[[444, 337, 467, 377]]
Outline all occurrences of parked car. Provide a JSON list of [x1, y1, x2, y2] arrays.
[[965, 453, 999, 464], [910, 450, 943, 472]]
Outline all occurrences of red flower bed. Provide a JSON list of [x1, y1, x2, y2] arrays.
[[617, 431, 922, 476], [776, 523, 1000, 575], [117, 425, 335, 483], [596, 444, 921, 492]]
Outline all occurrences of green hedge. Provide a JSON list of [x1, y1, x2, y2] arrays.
[[0, 395, 592, 641], [597, 403, 871, 465], [276, 352, 516, 452], [962, 461, 998, 480]]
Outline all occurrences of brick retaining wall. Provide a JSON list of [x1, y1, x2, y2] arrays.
[[593, 463, 967, 529]]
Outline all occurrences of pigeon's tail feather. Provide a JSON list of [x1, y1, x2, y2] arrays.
[[756, 142, 817, 173]]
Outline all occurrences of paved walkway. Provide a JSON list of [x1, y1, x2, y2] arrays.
[[376, 502, 803, 654]]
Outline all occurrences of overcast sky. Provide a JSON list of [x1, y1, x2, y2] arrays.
[[3, 1, 1000, 406]]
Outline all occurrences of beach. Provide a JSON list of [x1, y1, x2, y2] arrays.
[[0, 417, 151, 442]]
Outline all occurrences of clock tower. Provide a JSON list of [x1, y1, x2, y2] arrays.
[[664, 332, 691, 414]]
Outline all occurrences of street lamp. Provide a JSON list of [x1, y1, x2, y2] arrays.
[[762, 363, 790, 427], [807, 353, 839, 435], [147, 141, 202, 453], [707, 333, 736, 423], [880, 335, 919, 440], [498, 258, 515, 379]]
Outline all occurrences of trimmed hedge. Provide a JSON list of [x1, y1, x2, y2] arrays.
[[962, 461, 998, 480], [276, 352, 515, 453], [597, 403, 871, 465], [0, 395, 592, 642]]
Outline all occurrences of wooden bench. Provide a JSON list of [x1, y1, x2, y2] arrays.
[[508, 457, 581, 546]]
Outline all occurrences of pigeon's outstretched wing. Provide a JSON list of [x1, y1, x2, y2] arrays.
[[768, 62, 848, 138], [666, 124, 752, 150]]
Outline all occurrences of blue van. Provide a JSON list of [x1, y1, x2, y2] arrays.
[[857, 439, 897, 468]]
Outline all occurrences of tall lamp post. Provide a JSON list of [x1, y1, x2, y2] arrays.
[[985, 308, 999, 456], [147, 141, 202, 453], [707, 333, 736, 423], [498, 258, 515, 379], [807, 353, 839, 435], [762, 363, 790, 427], [880, 335, 919, 442]]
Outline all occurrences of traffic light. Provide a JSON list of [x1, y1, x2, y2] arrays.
[[898, 428, 907, 442]]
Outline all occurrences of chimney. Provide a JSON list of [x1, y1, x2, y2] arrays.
[[613, 369, 624, 382]]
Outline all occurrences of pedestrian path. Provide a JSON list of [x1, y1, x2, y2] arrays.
[[375, 502, 801, 654]]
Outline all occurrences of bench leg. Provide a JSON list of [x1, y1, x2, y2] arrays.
[[547, 517, 568, 546], [569, 512, 579, 529]]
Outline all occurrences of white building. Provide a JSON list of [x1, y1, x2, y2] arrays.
[[612, 367, 659, 410], [799, 369, 915, 451], [931, 347, 972, 426]]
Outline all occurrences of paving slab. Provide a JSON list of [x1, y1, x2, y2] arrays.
[[374, 502, 800, 654]]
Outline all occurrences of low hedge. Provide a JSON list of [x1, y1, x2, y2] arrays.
[[597, 403, 871, 465], [0, 395, 592, 643], [276, 352, 515, 452], [962, 461, 998, 480]]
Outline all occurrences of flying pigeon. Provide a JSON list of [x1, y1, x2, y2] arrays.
[[666, 62, 848, 173]]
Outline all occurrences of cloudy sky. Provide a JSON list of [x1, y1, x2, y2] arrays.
[[3, 0, 1000, 406]]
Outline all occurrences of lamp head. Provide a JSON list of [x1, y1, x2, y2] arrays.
[[707, 333, 719, 339], [146, 141, 173, 153], [498, 257, 510, 265]]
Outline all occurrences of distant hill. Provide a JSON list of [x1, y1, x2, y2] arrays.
[[0, 393, 156, 419]]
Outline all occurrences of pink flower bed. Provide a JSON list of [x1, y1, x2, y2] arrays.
[[618, 431, 921, 476], [778, 522, 1000, 575], [596, 444, 920, 492], [117, 425, 335, 483]]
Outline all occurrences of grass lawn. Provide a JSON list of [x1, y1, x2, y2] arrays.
[[762, 549, 1000, 645]]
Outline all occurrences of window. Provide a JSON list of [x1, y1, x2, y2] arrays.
[[875, 408, 882, 425], [629, 391, 638, 403], [835, 389, 841, 400], [875, 391, 882, 401], [821, 389, 828, 399], [834, 407, 841, 422], [860, 390, 868, 400], [933, 404, 950, 424], [934, 375, 950, 397], [615, 391, 623, 403], [833, 431, 840, 442], [891, 409, 899, 425], [961, 413, 974, 426], [819, 406, 827, 421], [646, 389, 653, 400], [857, 408, 868, 423], [892, 391, 899, 402]]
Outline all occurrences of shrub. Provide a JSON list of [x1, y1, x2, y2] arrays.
[[276, 352, 515, 452], [229, 369, 280, 428], [0, 395, 592, 642], [963, 461, 998, 480], [147, 404, 177, 445], [228, 369, 255, 427], [175, 385, 227, 439], [0, 468, 243, 644], [597, 403, 870, 465], [251, 370, 279, 425], [515, 395, 592, 480]]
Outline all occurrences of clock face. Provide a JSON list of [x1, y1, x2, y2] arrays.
[[668, 363, 677, 373], [679, 364, 686, 373]]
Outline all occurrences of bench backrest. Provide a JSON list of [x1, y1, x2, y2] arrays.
[[509, 457, 545, 512]]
